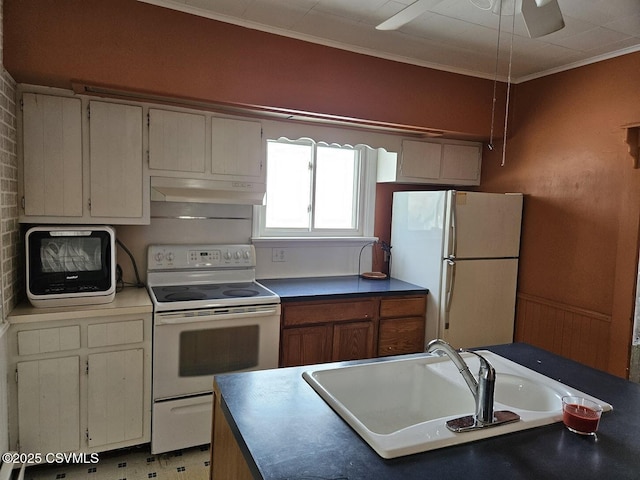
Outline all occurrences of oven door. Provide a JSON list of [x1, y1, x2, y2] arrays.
[[153, 304, 281, 400]]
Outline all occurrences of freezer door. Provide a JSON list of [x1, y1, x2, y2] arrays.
[[444, 191, 523, 259], [439, 258, 518, 349], [390, 190, 448, 289]]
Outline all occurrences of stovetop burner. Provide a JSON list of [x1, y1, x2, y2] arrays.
[[163, 291, 208, 301], [162, 286, 189, 292], [223, 288, 260, 297]]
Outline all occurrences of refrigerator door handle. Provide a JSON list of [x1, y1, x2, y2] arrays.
[[444, 258, 457, 330], [449, 191, 457, 259]]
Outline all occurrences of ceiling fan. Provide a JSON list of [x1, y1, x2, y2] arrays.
[[376, 0, 565, 38]]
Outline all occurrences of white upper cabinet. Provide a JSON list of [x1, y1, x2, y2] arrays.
[[89, 101, 143, 219], [378, 139, 482, 186], [148, 109, 205, 173], [21, 93, 83, 217], [399, 140, 442, 181], [440, 143, 482, 184], [211, 117, 263, 180], [18, 88, 149, 224]]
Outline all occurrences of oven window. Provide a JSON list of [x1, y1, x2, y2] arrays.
[[179, 325, 259, 376]]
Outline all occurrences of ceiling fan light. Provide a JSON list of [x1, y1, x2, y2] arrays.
[[521, 0, 565, 37]]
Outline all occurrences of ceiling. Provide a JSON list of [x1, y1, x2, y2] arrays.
[[138, 0, 640, 83]]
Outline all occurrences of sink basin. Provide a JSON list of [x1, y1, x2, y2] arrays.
[[302, 351, 612, 458]]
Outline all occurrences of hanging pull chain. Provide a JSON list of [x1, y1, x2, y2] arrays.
[[501, 0, 517, 167], [488, 0, 504, 151]]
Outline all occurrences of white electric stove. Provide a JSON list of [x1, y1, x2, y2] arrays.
[[147, 244, 281, 454]]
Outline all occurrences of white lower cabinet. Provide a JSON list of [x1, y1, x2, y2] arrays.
[[17, 357, 81, 453], [8, 295, 152, 455], [87, 349, 144, 447]]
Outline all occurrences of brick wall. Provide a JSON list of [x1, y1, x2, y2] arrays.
[[0, 0, 19, 319]]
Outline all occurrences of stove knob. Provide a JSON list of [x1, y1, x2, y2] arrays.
[[166, 252, 174, 262], [243, 250, 251, 260], [234, 251, 242, 259], [154, 252, 164, 262], [224, 250, 232, 260]]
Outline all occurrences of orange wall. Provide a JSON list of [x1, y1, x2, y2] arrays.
[[3, 0, 502, 138], [482, 53, 640, 376], [4, 0, 640, 375]]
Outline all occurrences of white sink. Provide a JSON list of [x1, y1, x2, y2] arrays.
[[302, 351, 612, 459]]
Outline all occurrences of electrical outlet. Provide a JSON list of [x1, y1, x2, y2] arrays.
[[272, 248, 287, 262]]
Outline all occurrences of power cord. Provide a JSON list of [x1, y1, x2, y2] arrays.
[[116, 238, 145, 291], [357, 240, 392, 277], [358, 240, 378, 276]]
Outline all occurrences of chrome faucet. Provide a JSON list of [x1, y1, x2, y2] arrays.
[[426, 339, 498, 427]]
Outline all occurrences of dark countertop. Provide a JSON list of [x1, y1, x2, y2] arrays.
[[214, 343, 640, 479], [259, 275, 428, 301]]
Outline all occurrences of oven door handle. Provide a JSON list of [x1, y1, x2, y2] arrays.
[[155, 307, 280, 325]]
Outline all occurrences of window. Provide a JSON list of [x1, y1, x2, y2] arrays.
[[255, 138, 375, 238]]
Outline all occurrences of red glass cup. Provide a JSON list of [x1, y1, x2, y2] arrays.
[[562, 396, 603, 436]]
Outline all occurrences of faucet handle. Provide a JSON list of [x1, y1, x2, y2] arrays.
[[461, 350, 495, 380]]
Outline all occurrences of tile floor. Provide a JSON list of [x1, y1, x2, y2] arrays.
[[20, 445, 210, 480]]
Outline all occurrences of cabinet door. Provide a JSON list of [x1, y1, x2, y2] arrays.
[[211, 117, 263, 179], [17, 356, 80, 453], [87, 349, 144, 447], [148, 109, 205, 173], [89, 101, 143, 218], [22, 93, 83, 217], [332, 321, 375, 362], [378, 317, 425, 357], [400, 140, 441, 180], [440, 143, 481, 184], [281, 325, 332, 367]]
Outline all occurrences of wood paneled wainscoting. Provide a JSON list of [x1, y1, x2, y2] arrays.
[[515, 293, 612, 372]]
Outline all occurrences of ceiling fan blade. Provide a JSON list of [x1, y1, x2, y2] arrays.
[[521, 0, 565, 38], [376, 0, 436, 31]]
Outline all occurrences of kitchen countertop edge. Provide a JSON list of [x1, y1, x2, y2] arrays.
[[7, 287, 152, 323], [259, 275, 428, 301]]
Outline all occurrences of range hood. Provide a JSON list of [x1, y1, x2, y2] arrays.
[[150, 177, 266, 205]]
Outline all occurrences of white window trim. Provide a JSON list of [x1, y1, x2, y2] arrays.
[[252, 142, 379, 243]]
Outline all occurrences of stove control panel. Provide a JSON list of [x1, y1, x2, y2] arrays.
[[148, 244, 256, 270]]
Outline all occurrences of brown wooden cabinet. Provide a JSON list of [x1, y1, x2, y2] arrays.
[[280, 297, 377, 367], [333, 320, 375, 361], [281, 325, 332, 367], [280, 293, 426, 367], [378, 296, 427, 357]]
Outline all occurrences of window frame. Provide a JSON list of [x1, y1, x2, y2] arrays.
[[253, 137, 378, 241]]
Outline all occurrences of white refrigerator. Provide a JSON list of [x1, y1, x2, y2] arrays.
[[391, 190, 523, 350]]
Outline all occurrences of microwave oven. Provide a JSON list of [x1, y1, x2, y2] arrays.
[[26, 226, 116, 308]]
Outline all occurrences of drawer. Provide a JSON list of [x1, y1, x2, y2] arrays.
[[283, 299, 376, 327], [88, 319, 144, 348], [379, 296, 426, 318], [18, 326, 81, 355]]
